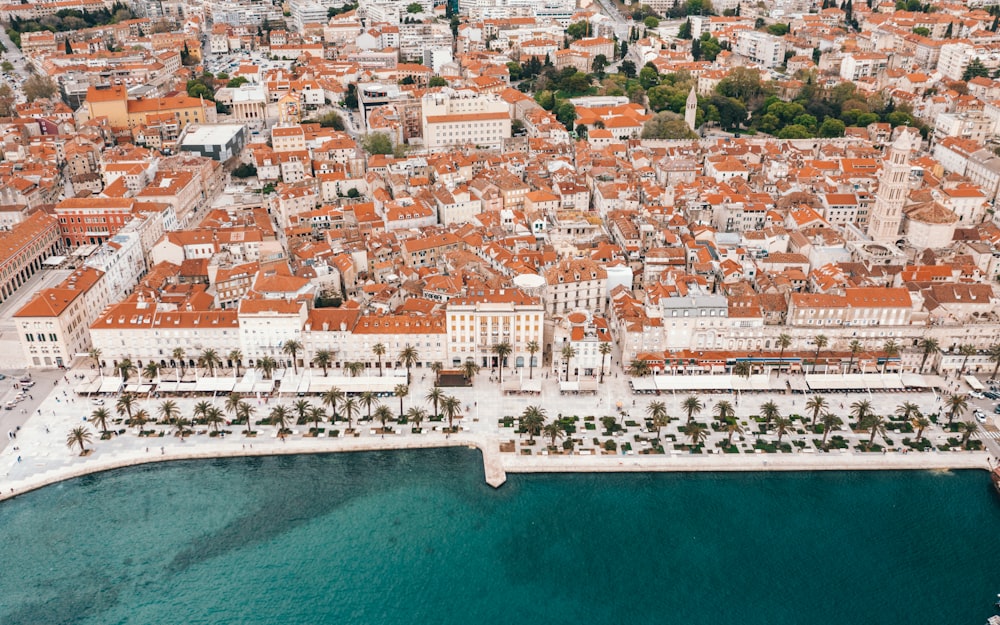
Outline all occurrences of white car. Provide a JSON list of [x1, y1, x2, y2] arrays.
[[90, 398, 105, 406], [975, 412, 987, 424], [969, 391, 985, 399]]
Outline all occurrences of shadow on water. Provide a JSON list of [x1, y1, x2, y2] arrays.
[[164, 449, 447, 575], [3, 575, 120, 625]]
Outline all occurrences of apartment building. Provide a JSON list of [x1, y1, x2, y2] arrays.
[[445, 289, 545, 369], [734, 31, 787, 68], [420, 90, 511, 152], [543, 258, 608, 315], [0, 212, 62, 304]]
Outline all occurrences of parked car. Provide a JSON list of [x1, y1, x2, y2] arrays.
[[91, 398, 105, 406], [969, 391, 985, 399]]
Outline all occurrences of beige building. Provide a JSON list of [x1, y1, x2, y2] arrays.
[[445, 289, 545, 369], [15, 267, 109, 367], [420, 90, 511, 152], [544, 258, 608, 315]]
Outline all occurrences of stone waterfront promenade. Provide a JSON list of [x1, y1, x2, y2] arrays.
[[1, 364, 998, 500]]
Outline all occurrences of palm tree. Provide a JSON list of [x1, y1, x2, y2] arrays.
[[520, 405, 546, 443], [322, 387, 344, 420], [682, 395, 704, 424], [598, 342, 612, 383], [372, 342, 386, 376], [713, 400, 735, 424], [685, 422, 708, 447], [912, 415, 931, 442], [946, 394, 968, 426], [805, 395, 828, 428], [460, 360, 480, 383], [959, 420, 979, 449], [732, 361, 752, 380], [90, 407, 111, 435], [360, 390, 378, 421], [425, 387, 444, 417], [441, 395, 461, 431], [850, 399, 873, 426], [115, 392, 137, 421], [861, 413, 886, 450], [895, 401, 920, 423], [192, 399, 212, 424], [560, 344, 576, 382], [312, 349, 333, 376], [647, 400, 668, 436], [429, 361, 443, 386], [628, 359, 651, 377], [255, 356, 277, 380], [527, 340, 540, 380], [237, 401, 255, 435], [131, 408, 149, 434], [399, 344, 419, 384], [881, 339, 899, 374], [228, 349, 243, 376], [283, 340, 303, 374], [776, 333, 792, 376], [308, 406, 326, 432], [341, 397, 358, 429], [725, 418, 744, 447], [205, 406, 226, 433], [270, 405, 290, 439], [774, 416, 792, 444], [173, 415, 189, 439], [406, 406, 427, 430], [812, 334, 828, 373], [172, 348, 187, 376], [958, 343, 977, 375], [143, 361, 160, 383], [759, 400, 780, 428], [918, 337, 939, 374], [491, 341, 512, 383], [847, 339, 862, 373], [66, 426, 93, 454], [394, 384, 409, 419], [117, 358, 136, 383], [88, 348, 103, 374], [542, 421, 565, 448], [158, 399, 180, 425], [225, 392, 241, 420], [293, 398, 312, 424], [988, 343, 1000, 379], [374, 404, 393, 429], [199, 348, 220, 376], [346, 361, 366, 377], [820, 413, 843, 450]]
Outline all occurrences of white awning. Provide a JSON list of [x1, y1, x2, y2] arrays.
[[98, 377, 124, 394], [559, 380, 579, 391], [195, 377, 236, 392], [630, 377, 657, 391]]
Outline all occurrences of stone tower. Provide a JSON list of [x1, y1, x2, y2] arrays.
[[685, 86, 697, 132], [867, 130, 915, 244]]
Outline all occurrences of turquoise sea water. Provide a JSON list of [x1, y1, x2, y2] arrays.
[[1, 449, 999, 625]]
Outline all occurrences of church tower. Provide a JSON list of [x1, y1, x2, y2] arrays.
[[867, 130, 915, 244], [685, 86, 697, 133]]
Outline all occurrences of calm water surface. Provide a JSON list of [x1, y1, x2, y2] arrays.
[[1, 449, 999, 625]]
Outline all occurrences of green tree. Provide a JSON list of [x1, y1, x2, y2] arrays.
[[406, 2, 423, 12], [66, 426, 93, 454], [820, 413, 842, 450], [282, 340, 302, 374], [678, 19, 692, 39], [362, 133, 394, 154], [766, 23, 790, 36], [647, 401, 669, 436], [441, 395, 462, 430], [818, 117, 846, 137], [591, 53, 608, 76], [644, 16, 660, 29], [428, 76, 447, 87], [682, 395, 704, 424], [946, 394, 968, 427], [639, 65, 660, 89], [620, 60, 636, 78], [226, 76, 249, 88], [685, 422, 708, 447], [399, 344, 419, 384], [232, 163, 257, 178], [566, 21, 588, 39], [535, 89, 555, 110], [774, 416, 793, 444], [491, 342, 512, 382], [760, 401, 780, 427], [806, 395, 829, 428], [777, 333, 792, 376], [918, 337, 939, 373], [542, 421, 565, 448], [556, 101, 577, 129], [963, 59, 990, 82], [777, 124, 812, 138], [520, 405, 547, 443]]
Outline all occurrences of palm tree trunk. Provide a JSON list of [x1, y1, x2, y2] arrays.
[[920, 352, 928, 374], [821, 429, 830, 449], [529, 359, 534, 380], [779, 347, 785, 376], [916, 426, 924, 442], [848, 354, 855, 373], [727, 430, 734, 446]]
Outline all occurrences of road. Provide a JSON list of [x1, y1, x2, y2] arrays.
[[0, 27, 45, 80], [593, 0, 633, 40]]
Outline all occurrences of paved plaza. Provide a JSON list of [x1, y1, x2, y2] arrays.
[[2, 362, 999, 498]]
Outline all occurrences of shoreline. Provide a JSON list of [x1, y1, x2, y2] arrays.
[[1, 433, 992, 502]]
